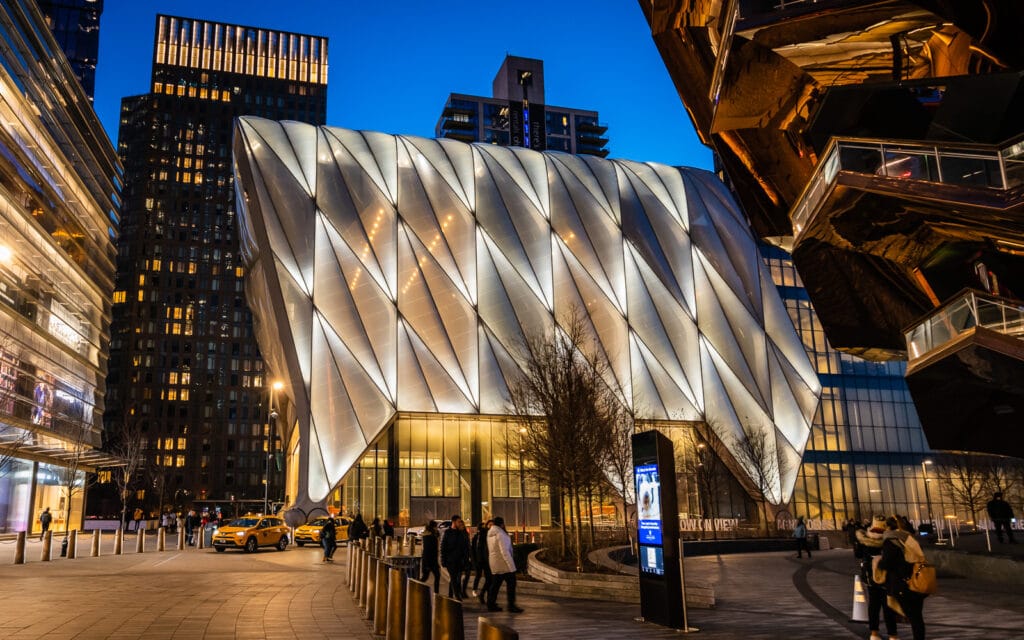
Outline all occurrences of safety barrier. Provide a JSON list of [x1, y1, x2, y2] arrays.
[[405, 579, 431, 640], [477, 617, 518, 639], [41, 530, 51, 561], [373, 558, 389, 635], [385, 567, 405, 640], [432, 594, 464, 640], [92, 530, 101, 557], [67, 530, 78, 559]]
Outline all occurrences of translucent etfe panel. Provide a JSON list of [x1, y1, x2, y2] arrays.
[[478, 326, 514, 415], [631, 332, 702, 420], [768, 347, 813, 453], [282, 120, 319, 195], [243, 118, 312, 197], [692, 253, 762, 405], [397, 144, 469, 302], [704, 335, 774, 452], [319, 316, 396, 445], [404, 139, 477, 303], [760, 267, 818, 392], [641, 193, 696, 317], [580, 154, 622, 223], [629, 334, 668, 419], [475, 162, 543, 299], [769, 341, 821, 430], [397, 321, 437, 412], [549, 167, 620, 314], [775, 432, 803, 504], [476, 232, 528, 360], [701, 253, 770, 411], [276, 260, 313, 388], [479, 152, 553, 307], [553, 155, 614, 221], [329, 128, 395, 204], [437, 138, 476, 210], [305, 415, 331, 502], [413, 230, 479, 405], [403, 319, 475, 414], [558, 162, 626, 312], [626, 250, 701, 411], [650, 163, 690, 231], [484, 232, 553, 351], [698, 338, 744, 451], [478, 145, 546, 218], [315, 218, 391, 400], [619, 177, 687, 308], [404, 136, 472, 211], [309, 319, 363, 471], [398, 226, 472, 402]]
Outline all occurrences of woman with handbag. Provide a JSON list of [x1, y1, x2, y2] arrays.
[[878, 515, 928, 640], [857, 516, 898, 640]]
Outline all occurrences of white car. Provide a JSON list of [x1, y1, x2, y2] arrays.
[[405, 520, 451, 540]]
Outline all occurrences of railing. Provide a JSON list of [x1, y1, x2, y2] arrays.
[[905, 289, 1024, 361], [790, 135, 1024, 237]]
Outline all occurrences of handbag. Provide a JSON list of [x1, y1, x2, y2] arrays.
[[871, 555, 886, 585], [907, 561, 937, 595]]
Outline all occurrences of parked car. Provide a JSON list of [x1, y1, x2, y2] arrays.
[[405, 520, 451, 541], [294, 517, 350, 547], [212, 515, 290, 553]]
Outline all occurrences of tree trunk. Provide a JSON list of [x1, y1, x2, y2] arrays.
[[556, 484, 567, 560], [587, 484, 595, 549], [571, 474, 583, 572]]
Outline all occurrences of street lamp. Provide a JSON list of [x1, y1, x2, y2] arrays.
[[921, 458, 934, 531], [265, 381, 284, 515]]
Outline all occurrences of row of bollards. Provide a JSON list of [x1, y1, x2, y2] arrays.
[[10, 527, 202, 564], [344, 537, 518, 640]]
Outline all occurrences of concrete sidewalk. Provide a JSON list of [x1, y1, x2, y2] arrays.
[[0, 539, 1020, 639]]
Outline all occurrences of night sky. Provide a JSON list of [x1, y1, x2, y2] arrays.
[[93, 0, 711, 170]]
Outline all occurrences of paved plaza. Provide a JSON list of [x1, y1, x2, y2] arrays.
[[0, 534, 1021, 639]]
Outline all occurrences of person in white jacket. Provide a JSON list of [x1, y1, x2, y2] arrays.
[[486, 516, 523, 613]]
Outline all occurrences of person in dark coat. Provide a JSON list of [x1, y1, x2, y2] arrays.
[[370, 517, 384, 540], [320, 517, 337, 562], [441, 515, 471, 599], [382, 519, 395, 538], [471, 520, 492, 603], [987, 492, 1016, 543], [878, 516, 927, 640], [793, 516, 811, 559], [856, 516, 897, 640], [184, 509, 199, 546], [420, 520, 441, 592], [348, 514, 369, 541]]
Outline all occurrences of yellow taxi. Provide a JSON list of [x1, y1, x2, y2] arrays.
[[212, 514, 290, 553], [294, 516, 349, 547]]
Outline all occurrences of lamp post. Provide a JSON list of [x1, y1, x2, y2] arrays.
[[519, 426, 527, 541], [921, 458, 934, 530], [265, 381, 284, 515]]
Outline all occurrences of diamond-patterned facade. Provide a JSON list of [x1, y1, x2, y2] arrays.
[[233, 117, 821, 512]]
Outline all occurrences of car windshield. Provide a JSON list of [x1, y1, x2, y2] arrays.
[[309, 518, 331, 526], [228, 518, 260, 528]]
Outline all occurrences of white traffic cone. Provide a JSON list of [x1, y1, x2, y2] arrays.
[[851, 575, 869, 622]]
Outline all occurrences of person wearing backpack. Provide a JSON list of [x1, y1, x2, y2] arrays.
[[856, 516, 898, 640], [878, 515, 928, 640]]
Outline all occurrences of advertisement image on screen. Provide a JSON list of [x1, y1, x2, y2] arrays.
[[635, 463, 662, 546], [639, 544, 665, 575]]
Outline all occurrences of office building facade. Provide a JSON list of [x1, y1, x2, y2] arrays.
[[233, 118, 821, 526], [103, 15, 327, 513], [436, 55, 609, 158], [36, 0, 103, 101], [0, 1, 121, 534]]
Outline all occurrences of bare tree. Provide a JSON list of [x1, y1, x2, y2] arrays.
[[602, 406, 636, 543], [109, 414, 145, 530], [937, 451, 988, 525], [679, 421, 730, 539], [53, 416, 97, 544], [731, 422, 788, 536], [507, 307, 620, 570]]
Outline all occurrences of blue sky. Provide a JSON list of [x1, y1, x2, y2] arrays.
[[93, 0, 711, 169]]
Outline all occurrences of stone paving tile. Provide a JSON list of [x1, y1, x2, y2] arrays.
[[0, 538, 1020, 639]]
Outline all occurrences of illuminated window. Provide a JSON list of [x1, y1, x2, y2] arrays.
[[177, 438, 187, 450], [137, 291, 144, 302], [235, 266, 245, 277], [181, 372, 191, 385], [137, 274, 145, 286], [164, 455, 174, 466], [180, 389, 190, 401], [176, 456, 185, 468], [168, 372, 178, 384], [113, 291, 126, 304]]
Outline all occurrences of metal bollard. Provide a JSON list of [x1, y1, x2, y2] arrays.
[[353, 545, 364, 595], [370, 552, 382, 618], [198, 526, 205, 550], [432, 594, 465, 640], [41, 530, 52, 561], [404, 579, 431, 640], [158, 527, 165, 552], [385, 567, 406, 640], [177, 527, 185, 550], [373, 558, 389, 635], [136, 527, 145, 553], [477, 617, 519, 640], [14, 531, 25, 564], [92, 530, 101, 557], [114, 528, 123, 555], [347, 541, 355, 587], [67, 530, 78, 559]]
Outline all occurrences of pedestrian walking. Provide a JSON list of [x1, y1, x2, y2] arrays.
[[420, 520, 441, 592], [472, 520, 492, 603], [383, 519, 395, 539], [987, 492, 1016, 544], [793, 515, 811, 559], [133, 507, 144, 532], [348, 513, 369, 542], [441, 515, 471, 599], [184, 509, 198, 546], [38, 507, 52, 541], [321, 517, 337, 562], [856, 516, 898, 640], [486, 516, 523, 613], [878, 515, 928, 640], [370, 516, 384, 540]]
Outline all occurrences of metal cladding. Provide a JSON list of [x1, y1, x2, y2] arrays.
[[232, 117, 821, 510]]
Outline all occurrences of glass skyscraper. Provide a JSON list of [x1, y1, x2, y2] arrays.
[[102, 15, 327, 514], [36, 0, 103, 101]]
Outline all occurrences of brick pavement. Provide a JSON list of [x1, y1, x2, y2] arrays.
[[0, 534, 1021, 639]]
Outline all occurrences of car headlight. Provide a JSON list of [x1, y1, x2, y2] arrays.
[[236, 531, 246, 537]]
